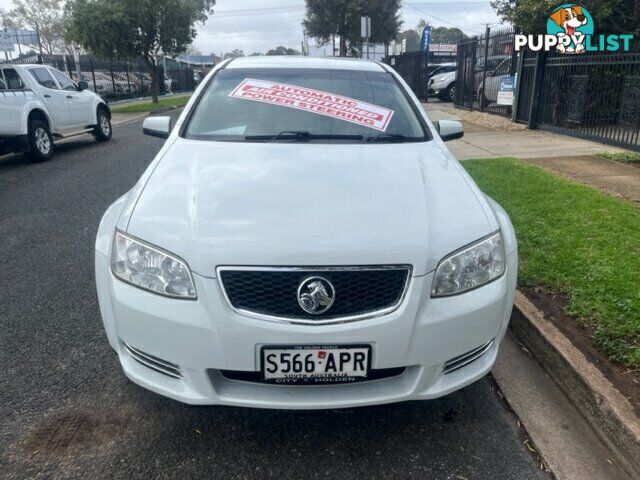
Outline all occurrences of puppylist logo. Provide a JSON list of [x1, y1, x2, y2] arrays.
[[515, 4, 634, 54]]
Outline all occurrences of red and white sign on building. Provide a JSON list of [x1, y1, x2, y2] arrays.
[[229, 78, 395, 132]]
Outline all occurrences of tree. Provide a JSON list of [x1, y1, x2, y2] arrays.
[[3, 0, 68, 54], [395, 29, 420, 52], [223, 49, 244, 59], [396, 21, 467, 53], [416, 20, 467, 47], [266, 46, 300, 55], [491, 0, 640, 36], [430, 26, 467, 44], [0, 8, 20, 30], [65, 0, 215, 103], [303, 0, 402, 57]]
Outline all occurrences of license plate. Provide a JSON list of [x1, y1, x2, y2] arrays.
[[261, 345, 371, 384]]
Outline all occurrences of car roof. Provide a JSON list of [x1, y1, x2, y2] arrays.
[[226, 55, 386, 72], [4, 64, 51, 69]]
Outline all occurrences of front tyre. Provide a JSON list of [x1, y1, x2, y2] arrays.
[[94, 107, 112, 142], [445, 83, 456, 103], [26, 120, 54, 163]]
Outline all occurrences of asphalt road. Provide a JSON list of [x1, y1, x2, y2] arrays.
[[0, 113, 551, 480]]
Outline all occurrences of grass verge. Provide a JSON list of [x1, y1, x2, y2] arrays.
[[464, 157, 640, 368], [596, 151, 640, 165], [111, 95, 191, 113]]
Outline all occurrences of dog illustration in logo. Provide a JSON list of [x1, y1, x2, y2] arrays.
[[550, 5, 588, 53]]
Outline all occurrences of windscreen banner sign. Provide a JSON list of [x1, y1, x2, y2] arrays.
[[229, 78, 394, 132]]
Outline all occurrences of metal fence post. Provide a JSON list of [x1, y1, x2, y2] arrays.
[[479, 25, 491, 112], [527, 50, 547, 129], [65, 56, 73, 78], [512, 50, 525, 122], [125, 62, 132, 94], [110, 64, 116, 98], [454, 41, 464, 106], [137, 63, 143, 96], [89, 58, 97, 93]]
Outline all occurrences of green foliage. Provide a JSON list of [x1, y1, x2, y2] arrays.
[[596, 151, 640, 164], [64, 0, 214, 101], [464, 158, 640, 368], [303, 0, 402, 56], [430, 26, 468, 44], [266, 46, 301, 56], [416, 19, 468, 44], [396, 29, 420, 51], [491, 0, 640, 35], [223, 49, 244, 59], [396, 20, 467, 53], [65, 0, 214, 61]]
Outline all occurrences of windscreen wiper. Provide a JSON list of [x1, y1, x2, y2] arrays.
[[366, 133, 407, 143], [245, 131, 364, 142]]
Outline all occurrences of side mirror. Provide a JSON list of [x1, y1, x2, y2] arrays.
[[77, 80, 89, 91], [143, 116, 172, 139], [434, 120, 464, 142]]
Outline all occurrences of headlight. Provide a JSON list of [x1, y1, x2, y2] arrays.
[[431, 232, 505, 297], [111, 230, 196, 299]]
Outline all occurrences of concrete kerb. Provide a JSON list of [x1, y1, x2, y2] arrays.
[[511, 291, 640, 479]]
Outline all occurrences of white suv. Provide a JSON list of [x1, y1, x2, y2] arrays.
[[0, 64, 111, 162]]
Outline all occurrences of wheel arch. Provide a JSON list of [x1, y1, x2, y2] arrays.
[[97, 101, 111, 119], [22, 106, 52, 135], [93, 100, 111, 124]]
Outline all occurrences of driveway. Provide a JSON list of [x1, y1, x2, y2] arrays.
[[0, 112, 550, 479]]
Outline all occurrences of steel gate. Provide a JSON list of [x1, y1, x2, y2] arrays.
[[455, 27, 517, 117], [536, 51, 640, 150], [385, 52, 428, 100]]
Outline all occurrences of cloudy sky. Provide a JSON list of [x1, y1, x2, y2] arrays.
[[1, 0, 503, 56]]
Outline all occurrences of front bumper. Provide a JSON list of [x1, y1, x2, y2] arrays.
[[427, 83, 445, 96], [96, 252, 517, 409]]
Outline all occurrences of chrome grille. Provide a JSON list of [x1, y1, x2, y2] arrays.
[[123, 343, 184, 379], [443, 339, 494, 374], [218, 266, 411, 324]]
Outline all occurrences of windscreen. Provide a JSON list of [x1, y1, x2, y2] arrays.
[[184, 67, 430, 143]]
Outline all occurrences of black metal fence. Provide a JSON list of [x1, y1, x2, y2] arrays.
[[383, 49, 458, 101], [385, 52, 428, 100], [455, 27, 517, 117], [534, 51, 640, 149], [454, 30, 640, 151], [514, 49, 537, 123], [5, 54, 197, 102]]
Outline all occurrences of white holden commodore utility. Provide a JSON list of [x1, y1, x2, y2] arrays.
[[95, 56, 517, 409]]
